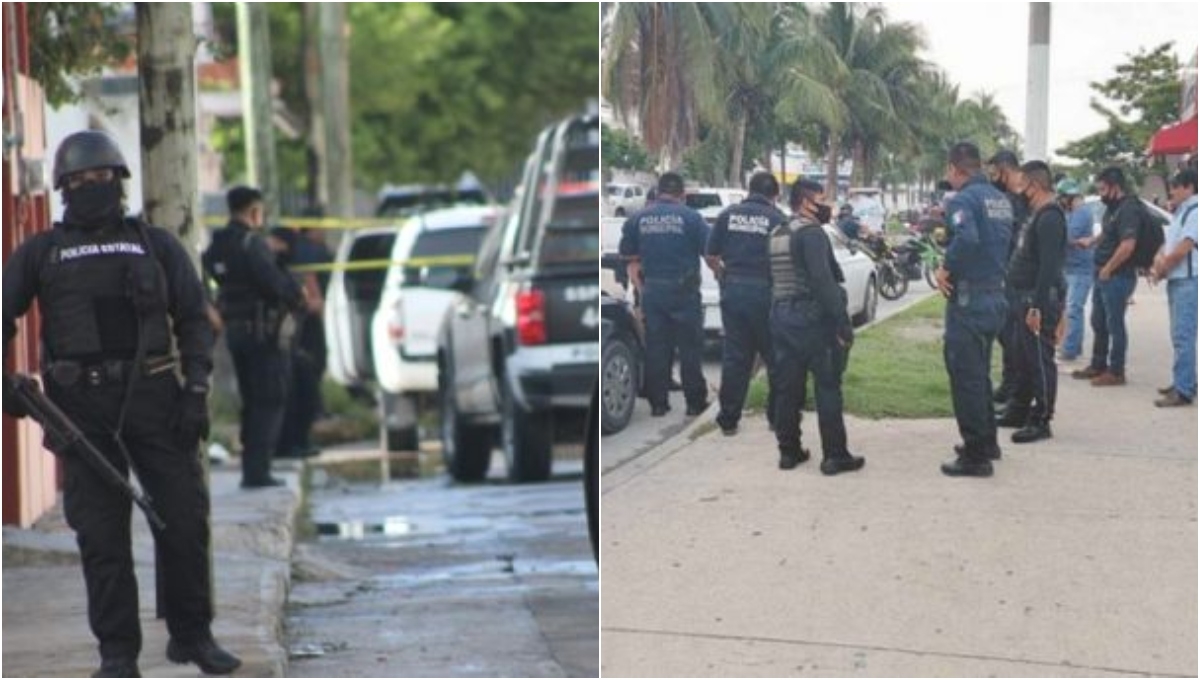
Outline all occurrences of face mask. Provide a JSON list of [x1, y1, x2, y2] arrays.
[[814, 202, 833, 225], [64, 181, 123, 228]]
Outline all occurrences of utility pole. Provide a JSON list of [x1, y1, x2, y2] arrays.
[[237, 2, 279, 218], [1024, 3, 1051, 160], [319, 3, 353, 219], [137, 3, 200, 264]]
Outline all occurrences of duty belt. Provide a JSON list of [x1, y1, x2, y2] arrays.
[[722, 274, 770, 286], [772, 295, 815, 305], [47, 355, 177, 389]]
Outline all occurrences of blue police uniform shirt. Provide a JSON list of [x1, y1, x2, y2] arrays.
[[705, 194, 785, 280], [619, 198, 709, 280], [943, 173, 1013, 287], [1063, 205, 1096, 275]]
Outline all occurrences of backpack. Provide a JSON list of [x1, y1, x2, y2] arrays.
[[1128, 198, 1165, 269]]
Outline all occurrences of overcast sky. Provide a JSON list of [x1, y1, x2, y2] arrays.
[[886, 2, 1198, 161]]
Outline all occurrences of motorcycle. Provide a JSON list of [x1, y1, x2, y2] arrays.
[[857, 234, 909, 301], [891, 230, 945, 290]]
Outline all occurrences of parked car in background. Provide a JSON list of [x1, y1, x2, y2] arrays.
[[369, 205, 500, 449], [325, 226, 398, 389], [376, 178, 490, 218], [606, 182, 647, 217], [846, 187, 886, 234], [438, 111, 599, 483], [685, 187, 746, 224]]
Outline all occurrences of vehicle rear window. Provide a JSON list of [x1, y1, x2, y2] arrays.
[[403, 227, 487, 288], [685, 193, 722, 210], [346, 233, 396, 303], [538, 194, 598, 266]]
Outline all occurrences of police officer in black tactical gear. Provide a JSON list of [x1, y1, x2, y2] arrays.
[[619, 172, 711, 417], [986, 149, 1029, 408], [934, 142, 1014, 477], [769, 179, 865, 475], [996, 161, 1067, 443], [203, 186, 305, 488], [2, 130, 241, 677], [706, 171, 786, 435]]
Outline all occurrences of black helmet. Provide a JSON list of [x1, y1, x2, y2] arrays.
[[53, 130, 131, 189]]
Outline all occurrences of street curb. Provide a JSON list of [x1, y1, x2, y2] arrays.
[[602, 289, 939, 494]]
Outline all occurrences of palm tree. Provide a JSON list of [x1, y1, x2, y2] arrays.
[[603, 3, 720, 169], [776, 3, 928, 199]]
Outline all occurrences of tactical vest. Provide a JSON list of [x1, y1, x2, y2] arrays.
[[39, 219, 171, 361], [769, 221, 813, 302], [203, 226, 263, 320]]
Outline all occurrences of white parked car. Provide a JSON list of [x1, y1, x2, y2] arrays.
[[685, 187, 747, 224], [606, 182, 648, 217], [700, 223, 878, 338]]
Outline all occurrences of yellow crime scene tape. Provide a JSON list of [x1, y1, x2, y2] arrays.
[[202, 215, 406, 230], [288, 254, 476, 273]]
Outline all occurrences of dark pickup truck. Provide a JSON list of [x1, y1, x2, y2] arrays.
[[437, 112, 599, 483]]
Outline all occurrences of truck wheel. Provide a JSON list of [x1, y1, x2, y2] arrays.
[[440, 361, 493, 482], [501, 379, 552, 483]]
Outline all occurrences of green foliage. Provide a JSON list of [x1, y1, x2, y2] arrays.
[[1057, 42, 1182, 184], [208, 3, 597, 196], [27, 3, 134, 107], [601, 124, 652, 172]]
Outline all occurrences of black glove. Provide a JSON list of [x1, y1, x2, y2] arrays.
[[3, 374, 31, 419], [173, 385, 210, 450]]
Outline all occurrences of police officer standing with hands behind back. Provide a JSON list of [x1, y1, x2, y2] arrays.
[[620, 172, 711, 417], [769, 178, 864, 475], [2, 130, 241, 677], [706, 171, 786, 435], [203, 187, 306, 488], [935, 142, 1014, 477]]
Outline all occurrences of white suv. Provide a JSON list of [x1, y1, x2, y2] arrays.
[[606, 182, 647, 216]]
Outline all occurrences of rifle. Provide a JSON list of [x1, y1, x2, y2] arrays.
[[6, 373, 166, 530]]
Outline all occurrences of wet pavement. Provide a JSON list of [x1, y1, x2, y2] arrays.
[[284, 451, 598, 678]]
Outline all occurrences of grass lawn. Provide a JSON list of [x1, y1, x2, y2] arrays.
[[747, 294, 993, 419]]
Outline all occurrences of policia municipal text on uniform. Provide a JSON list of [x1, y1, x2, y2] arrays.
[[2, 131, 241, 677]]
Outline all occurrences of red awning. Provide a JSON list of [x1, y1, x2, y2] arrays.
[[1147, 115, 1197, 155]]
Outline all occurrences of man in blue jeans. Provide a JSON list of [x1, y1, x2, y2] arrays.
[[1150, 169, 1197, 407], [1057, 179, 1094, 361], [1072, 167, 1139, 386]]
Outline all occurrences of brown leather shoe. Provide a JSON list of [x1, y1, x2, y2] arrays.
[[1091, 372, 1126, 387], [1158, 384, 1176, 395], [1071, 366, 1104, 380], [1155, 389, 1193, 407]]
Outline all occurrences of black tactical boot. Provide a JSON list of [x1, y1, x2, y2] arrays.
[[650, 403, 671, 417], [955, 442, 1001, 460], [93, 658, 140, 678], [778, 448, 810, 470], [1012, 420, 1052, 444], [820, 453, 865, 476], [166, 637, 242, 675], [994, 403, 1029, 428], [685, 400, 710, 416], [941, 455, 994, 478]]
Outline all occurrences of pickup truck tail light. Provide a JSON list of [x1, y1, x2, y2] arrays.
[[387, 300, 404, 345], [516, 289, 546, 345]]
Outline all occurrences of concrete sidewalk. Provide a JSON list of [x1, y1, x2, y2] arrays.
[[601, 282, 1197, 677], [3, 462, 302, 677]]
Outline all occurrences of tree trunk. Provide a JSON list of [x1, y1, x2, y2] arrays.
[[319, 3, 354, 219], [137, 3, 200, 265], [728, 108, 746, 188], [825, 129, 840, 201]]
